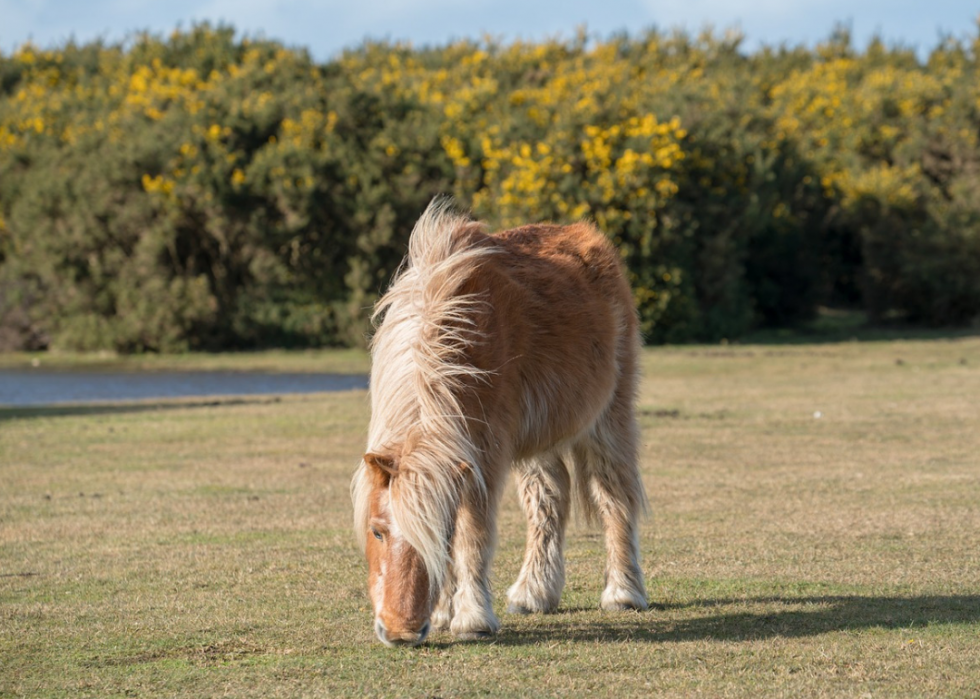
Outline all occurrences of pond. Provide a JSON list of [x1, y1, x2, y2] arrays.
[[0, 369, 369, 407]]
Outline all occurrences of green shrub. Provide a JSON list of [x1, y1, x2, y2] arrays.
[[1, 25, 979, 351]]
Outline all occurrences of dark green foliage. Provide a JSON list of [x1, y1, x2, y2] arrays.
[[1, 24, 979, 351]]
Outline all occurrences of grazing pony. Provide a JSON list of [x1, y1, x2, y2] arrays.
[[351, 198, 648, 647]]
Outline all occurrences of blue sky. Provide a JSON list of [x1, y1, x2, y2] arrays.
[[2, 0, 977, 60]]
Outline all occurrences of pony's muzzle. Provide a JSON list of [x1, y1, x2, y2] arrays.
[[375, 618, 430, 648]]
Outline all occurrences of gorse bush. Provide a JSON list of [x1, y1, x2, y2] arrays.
[[1, 24, 979, 351], [0, 28, 452, 351]]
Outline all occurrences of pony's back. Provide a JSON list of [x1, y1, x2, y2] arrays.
[[472, 221, 639, 460]]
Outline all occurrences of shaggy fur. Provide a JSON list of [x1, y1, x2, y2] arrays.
[[351, 197, 648, 646]]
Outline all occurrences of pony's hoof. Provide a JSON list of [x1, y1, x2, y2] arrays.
[[600, 588, 649, 612], [450, 608, 500, 640], [600, 596, 649, 612], [506, 583, 560, 615], [431, 609, 452, 631]]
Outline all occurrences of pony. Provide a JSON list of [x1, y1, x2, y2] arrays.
[[350, 197, 648, 647]]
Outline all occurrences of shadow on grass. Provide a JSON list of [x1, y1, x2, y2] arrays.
[[491, 595, 980, 646], [0, 396, 286, 423]]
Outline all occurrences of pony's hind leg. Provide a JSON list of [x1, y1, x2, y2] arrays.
[[506, 452, 571, 614], [575, 403, 648, 612]]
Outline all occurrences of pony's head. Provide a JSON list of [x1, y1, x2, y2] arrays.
[[354, 444, 471, 647], [360, 451, 432, 647]]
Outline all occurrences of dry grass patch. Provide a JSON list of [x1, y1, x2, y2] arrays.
[[2, 338, 979, 697]]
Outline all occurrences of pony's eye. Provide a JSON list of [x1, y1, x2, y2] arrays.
[[371, 528, 384, 541]]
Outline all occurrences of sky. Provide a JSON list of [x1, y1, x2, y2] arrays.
[[1, 0, 978, 61]]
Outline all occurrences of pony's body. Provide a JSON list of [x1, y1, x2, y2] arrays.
[[352, 199, 647, 646]]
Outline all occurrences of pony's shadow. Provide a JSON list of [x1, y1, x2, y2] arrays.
[[482, 595, 980, 646]]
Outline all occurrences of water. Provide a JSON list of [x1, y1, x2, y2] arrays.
[[0, 369, 368, 407]]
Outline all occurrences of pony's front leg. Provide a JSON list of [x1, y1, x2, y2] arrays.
[[449, 494, 502, 640], [430, 565, 455, 631]]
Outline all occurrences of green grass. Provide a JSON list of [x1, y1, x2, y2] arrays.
[[2, 338, 979, 697]]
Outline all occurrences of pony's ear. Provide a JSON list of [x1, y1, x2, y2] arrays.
[[364, 452, 399, 478]]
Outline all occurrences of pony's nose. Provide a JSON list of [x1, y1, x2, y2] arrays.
[[375, 619, 430, 647]]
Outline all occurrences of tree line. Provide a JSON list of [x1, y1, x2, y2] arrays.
[[1, 24, 978, 351]]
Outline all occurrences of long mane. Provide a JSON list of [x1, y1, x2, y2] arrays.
[[351, 198, 498, 588]]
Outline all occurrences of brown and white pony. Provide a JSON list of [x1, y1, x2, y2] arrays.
[[351, 197, 648, 647]]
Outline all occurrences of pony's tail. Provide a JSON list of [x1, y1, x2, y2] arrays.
[[571, 457, 597, 524], [569, 434, 648, 528], [568, 330, 647, 527]]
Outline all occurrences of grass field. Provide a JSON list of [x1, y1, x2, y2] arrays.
[[2, 337, 979, 697]]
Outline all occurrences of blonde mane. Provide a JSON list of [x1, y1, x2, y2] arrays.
[[352, 198, 498, 589]]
